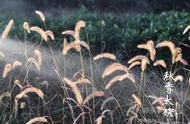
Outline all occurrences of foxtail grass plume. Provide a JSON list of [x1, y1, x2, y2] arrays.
[[23, 22, 31, 33], [35, 10, 46, 22], [183, 25, 190, 34], [28, 49, 42, 70], [1, 19, 14, 39], [46, 30, 55, 40], [174, 75, 183, 82], [128, 61, 141, 70], [62, 20, 85, 41], [156, 41, 177, 64], [102, 63, 128, 78], [83, 90, 105, 104], [0, 92, 11, 103], [30, 26, 48, 42], [137, 40, 156, 61], [15, 86, 44, 99], [132, 94, 142, 107], [74, 78, 91, 85], [26, 117, 48, 124], [62, 41, 81, 55], [153, 60, 166, 68], [64, 77, 83, 105], [94, 53, 117, 61], [128, 55, 149, 64], [2, 64, 12, 78], [105, 73, 135, 89]]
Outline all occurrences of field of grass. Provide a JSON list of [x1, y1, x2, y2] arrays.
[[0, 10, 190, 124]]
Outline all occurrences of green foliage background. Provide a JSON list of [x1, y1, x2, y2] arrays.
[[0, 10, 190, 60]]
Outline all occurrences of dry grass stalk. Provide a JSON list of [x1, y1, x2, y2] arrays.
[[74, 78, 91, 85], [94, 53, 117, 61], [174, 75, 183, 82], [2, 64, 12, 78], [23, 22, 31, 33], [128, 61, 141, 70], [83, 91, 105, 104], [35, 10, 46, 22], [137, 40, 156, 61], [153, 60, 166, 68], [102, 63, 128, 78], [128, 55, 149, 64], [101, 97, 115, 110], [132, 94, 142, 107], [46, 30, 55, 40], [2, 19, 14, 39], [64, 77, 83, 105], [30, 26, 48, 41], [26, 117, 48, 124], [15, 86, 44, 100]]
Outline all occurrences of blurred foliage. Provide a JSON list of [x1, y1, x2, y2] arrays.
[[27, 0, 190, 13], [0, 11, 190, 60]]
